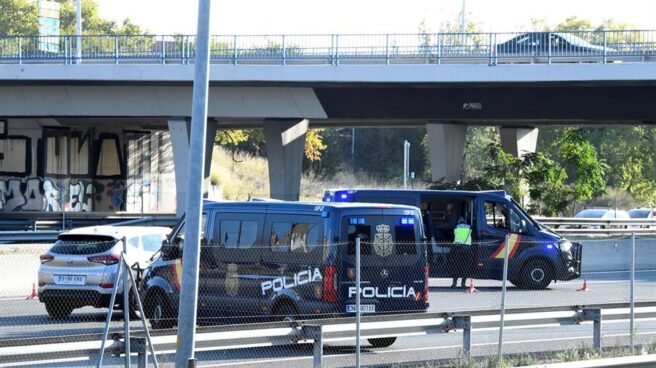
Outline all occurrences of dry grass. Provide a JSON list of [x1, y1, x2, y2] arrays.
[[210, 146, 428, 201]]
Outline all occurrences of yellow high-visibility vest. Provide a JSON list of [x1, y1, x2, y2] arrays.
[[453, 224, 472, 245]]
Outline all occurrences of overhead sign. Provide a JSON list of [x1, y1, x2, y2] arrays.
[[38, 0, 60, 53]]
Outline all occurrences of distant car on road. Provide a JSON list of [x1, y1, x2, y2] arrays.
[[572, 208, 630, 229], [38, 225, 170, 319], [495, 32, 614, 59], [628, 208, 656, 228]]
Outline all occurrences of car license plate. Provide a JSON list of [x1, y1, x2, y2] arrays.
[[54, 275, 86, 285], [346, 304, 375, 313]]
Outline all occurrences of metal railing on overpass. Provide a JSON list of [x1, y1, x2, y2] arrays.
[[1, 30, 655, 66], [1, 301, 655, 368]]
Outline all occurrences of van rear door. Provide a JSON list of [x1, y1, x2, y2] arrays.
[[339, 208, 428, 314]]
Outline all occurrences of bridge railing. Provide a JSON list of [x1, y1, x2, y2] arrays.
[[1, 30, 655, 65]]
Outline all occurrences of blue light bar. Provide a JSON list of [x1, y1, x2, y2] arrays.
[[335, 191, 352, 202], [349, 218, 366, 225], [400, 217, 415, 225]]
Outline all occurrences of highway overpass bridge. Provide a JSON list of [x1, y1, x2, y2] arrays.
[[1, 31, 655, 215]]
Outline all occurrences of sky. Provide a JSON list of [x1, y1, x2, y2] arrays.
[[95, 0, 656, 35]]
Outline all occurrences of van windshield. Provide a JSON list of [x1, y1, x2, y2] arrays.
[[343, 215, 418, 256]]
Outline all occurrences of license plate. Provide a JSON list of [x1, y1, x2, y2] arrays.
[[346, 304, 376, 313], [54, 275, 86, 285]]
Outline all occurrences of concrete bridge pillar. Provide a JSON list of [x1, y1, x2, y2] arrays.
[[426, 123, 467, 183], [168, 119, 218, 217], [498, 127, 539, 157], [263, 119, 309, 201]]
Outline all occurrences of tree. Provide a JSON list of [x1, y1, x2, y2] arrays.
[[557, 128, 606, 202], [0, 0, 38, 35]]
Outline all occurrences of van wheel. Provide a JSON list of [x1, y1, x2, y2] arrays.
[[149, 293, 174, 329], [509, 278, 524, 288], [368, 337, 397, 348], [521, 260, 553, 289], [45, 301, 73, 320]]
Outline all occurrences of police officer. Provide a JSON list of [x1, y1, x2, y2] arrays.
[[451, 216, 473, 288]]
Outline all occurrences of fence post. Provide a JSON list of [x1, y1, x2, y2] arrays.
[[232, 35, 238, 65], [97, 254, 125, 368], [454, 316, 472, 358], [488, 33, 493, 65], [603, 31, 608, 64], [497, 233, 510, 368], [584, 309, 603, 352], [355, 236, 361, 368], [548, 32, 552, 64], [18, 37, 22, 65], [303, 325, 324, 368], [114, 35, 119, 65], [437, 33, 442, 65], [123, 237, 131, 368], [385, 34, 390, 65], [282, 34, 286, 66], [630, 232, 636, 353]]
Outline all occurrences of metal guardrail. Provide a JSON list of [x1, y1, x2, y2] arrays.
[[0, 216, 177, 244], [1, 30, 655, 66], [1, 301, 655, 367]]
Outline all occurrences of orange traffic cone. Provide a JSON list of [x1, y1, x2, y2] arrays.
[[26, 283, 38, 300], [577, 278, 590, 292], [465, 279, 479, 293]]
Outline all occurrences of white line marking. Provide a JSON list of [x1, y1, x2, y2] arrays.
[[0, 297, 28, 301]]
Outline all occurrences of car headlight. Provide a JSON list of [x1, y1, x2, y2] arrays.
[[559, 240, 573, 252]]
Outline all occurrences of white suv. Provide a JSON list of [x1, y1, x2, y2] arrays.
[[38, 225, 170, 319]]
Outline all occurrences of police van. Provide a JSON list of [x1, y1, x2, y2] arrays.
[[139, 200, 429, 347], [323, 189, 582, 289]]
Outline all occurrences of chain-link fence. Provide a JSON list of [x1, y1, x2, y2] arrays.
[[2, 233, 656, 367]]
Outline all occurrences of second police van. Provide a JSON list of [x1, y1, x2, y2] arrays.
[[139, 200, 429, 347], [324, 189, 582, 289]]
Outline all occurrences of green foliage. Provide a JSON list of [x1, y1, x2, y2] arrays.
[[558, 128, 606, 201], [0, 0, 38, 35]]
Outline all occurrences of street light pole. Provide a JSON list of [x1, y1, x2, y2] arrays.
[[174, 0, 212, 367]]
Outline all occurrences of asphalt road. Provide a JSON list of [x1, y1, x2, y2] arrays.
[[2, 270, 656, 367]]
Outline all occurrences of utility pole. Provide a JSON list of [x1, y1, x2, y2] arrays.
[[174, 0, 212, 367], [403, 140, 410, 189]]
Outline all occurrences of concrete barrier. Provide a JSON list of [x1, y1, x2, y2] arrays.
[[571, 237, 656, 273]]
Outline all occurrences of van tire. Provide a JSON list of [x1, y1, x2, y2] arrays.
[[45, 301, 73, 320], [520, 259, 553, 289], [149, 292, 174, 329], [368, 337, 397, 348]]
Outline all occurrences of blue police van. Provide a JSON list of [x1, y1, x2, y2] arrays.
[[323, 189, 582, 289], [139, 200, 429, 347]]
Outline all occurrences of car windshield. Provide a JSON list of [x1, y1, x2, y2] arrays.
[[555, 33, 595, 47], [50, 235, 117, 255], [575, 209, 607, 218], [629, 209, 651, 218]]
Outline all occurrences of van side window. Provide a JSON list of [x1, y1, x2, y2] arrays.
[[214, 219, 259, 249], [484, 201, 521, 233], [173, 213, 207, 247], [270, 222, 321, 253], [347, 224, 372, 255], [220, 220, 240, 248]]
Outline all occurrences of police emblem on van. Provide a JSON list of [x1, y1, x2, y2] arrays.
[[374, 224, 393, 257], [225, 263, 239, 297]]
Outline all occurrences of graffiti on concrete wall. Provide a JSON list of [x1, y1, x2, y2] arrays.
[[0, 124, 175, 213]]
